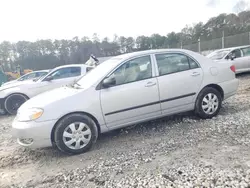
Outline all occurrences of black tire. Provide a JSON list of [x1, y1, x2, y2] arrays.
[[54, 113, 98, 155], [4, 94, 28, 115], [195, 87, 222, 119]]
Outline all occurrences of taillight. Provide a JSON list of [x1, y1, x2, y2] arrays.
[[230, 65, 236, 73]]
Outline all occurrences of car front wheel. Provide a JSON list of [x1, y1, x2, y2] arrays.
[[4, 94, 28, 115], [195, 87, 222, 119], [54, 113, 98, 154]]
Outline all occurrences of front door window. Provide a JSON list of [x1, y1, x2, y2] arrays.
[[108, 55, 152, 86]]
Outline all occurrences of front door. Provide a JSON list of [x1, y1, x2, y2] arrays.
[[155, 52, 203, 115], [100, 55, 161, 128]]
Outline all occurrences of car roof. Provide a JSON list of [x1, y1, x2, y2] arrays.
[[112, 49, 197, 60], [49, 64, 91, 71], [98, 49, 208, 70], [33, 69, 50, 72], [213, 45, 250, 52], [54, 64, 90, 68]]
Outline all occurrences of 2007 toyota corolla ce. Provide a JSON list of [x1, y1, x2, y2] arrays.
[[12, 49, 239, 154]]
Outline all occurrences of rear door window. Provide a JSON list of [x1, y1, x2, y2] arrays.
[[241, 47, 250, 57], [155, 53, 199, 76]]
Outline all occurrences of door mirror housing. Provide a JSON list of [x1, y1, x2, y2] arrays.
[[102, 77, 116, 88], [44, 75, 53, 81], [228, 53, 236, 60], [231, 55, 236, 60]]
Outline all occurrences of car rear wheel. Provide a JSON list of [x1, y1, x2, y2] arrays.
[[54, 113, 98, 154], [195, 87, 222, 119], [4, 94, 28, 115]]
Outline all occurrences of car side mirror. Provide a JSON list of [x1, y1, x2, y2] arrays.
[[102, 77, 116, 88], [44, 75, 53, 81], [231, 55, 236, 60], [228, 53, 236, 60]]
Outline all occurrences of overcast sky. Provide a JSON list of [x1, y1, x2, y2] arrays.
[[0, 0, 242, 42]]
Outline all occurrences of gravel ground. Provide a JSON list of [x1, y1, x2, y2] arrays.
[[0, 74, 250, 188]]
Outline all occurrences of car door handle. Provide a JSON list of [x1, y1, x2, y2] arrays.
[[191, 72, 200, 76], [145, 82, 156, 87]]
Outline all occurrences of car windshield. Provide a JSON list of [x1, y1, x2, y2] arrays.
[[34, 70, 52, 82], [76, 58, 122, 88], [17, 73, 32, 81], [32, 72, 48, 81], [206, 50, 230, 60]]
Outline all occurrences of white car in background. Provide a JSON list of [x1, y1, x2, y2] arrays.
[[0, 64, 93, 115], [12, 49, 239, 154], [2, 69, 50, 87], [206, 45, 250, 74]]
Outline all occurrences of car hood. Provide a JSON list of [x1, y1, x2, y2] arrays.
[[19, 86, 83, 109], [0, 80, 34, 91], [2, 80, 18, 86]]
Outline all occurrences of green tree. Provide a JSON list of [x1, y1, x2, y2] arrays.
[[0, 10, 250, 71]]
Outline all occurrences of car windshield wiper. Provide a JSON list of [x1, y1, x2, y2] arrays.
[[70, 82, 82, 89], [75, 82, 81, 86]]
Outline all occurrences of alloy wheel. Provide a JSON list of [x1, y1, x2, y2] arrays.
[[62, 122, 92, 150], [202, 93, 219, 115]]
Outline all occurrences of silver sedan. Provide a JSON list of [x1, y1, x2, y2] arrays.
[[12, 49, 239, 154], [206, 45, 250, 74]]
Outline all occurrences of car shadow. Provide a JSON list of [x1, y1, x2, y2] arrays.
[[25, 112, 198, 157], [236, 72, 250, 78], [9, 102, 243, 160]]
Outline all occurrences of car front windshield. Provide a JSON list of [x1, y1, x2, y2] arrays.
[[35, 70, 53, 82], [33, 72, 49, 81], [76, 58, 122, 88], [17, 74, 30, 81], [207, 50, 230, 60]]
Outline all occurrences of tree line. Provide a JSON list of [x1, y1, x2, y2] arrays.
[[0, 10, 250, 71]]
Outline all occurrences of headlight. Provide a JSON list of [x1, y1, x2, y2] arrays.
[[16, 108, 44, 122]]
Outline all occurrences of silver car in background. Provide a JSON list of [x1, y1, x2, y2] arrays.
[[206, 45, 250, 74], [12, 49, 239, 155]]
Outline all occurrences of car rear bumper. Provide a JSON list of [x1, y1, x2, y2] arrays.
[[12, 119, 57, 148], [218, 78, 239, 100]]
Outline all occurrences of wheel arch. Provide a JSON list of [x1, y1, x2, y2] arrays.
[[199, 84, 224, 100], [50, 111, 101, 146], [3, 93, 30, 115], [5, 92, 30, 100]]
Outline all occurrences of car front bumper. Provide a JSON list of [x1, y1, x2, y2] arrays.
[[12, 118, 57, 148]]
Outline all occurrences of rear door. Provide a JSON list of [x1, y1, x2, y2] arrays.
[[154, 52, 203, 115]]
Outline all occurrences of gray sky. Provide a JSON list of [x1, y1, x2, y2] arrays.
[[0, 0, 244, 42]]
